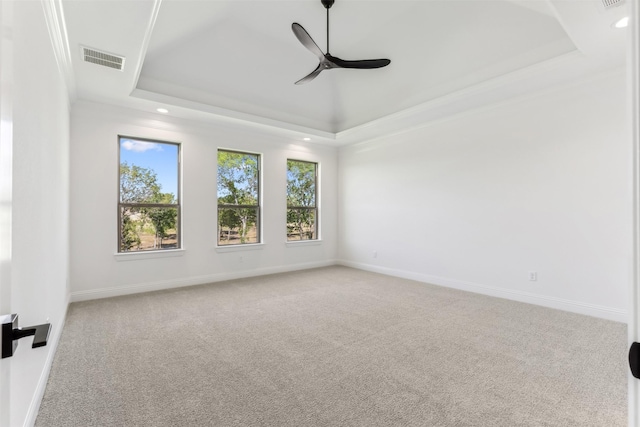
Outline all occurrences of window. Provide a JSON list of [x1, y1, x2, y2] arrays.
[[287, 159, 317, 241], [217, 150, 260, 245], [118, 136, 180, 252]]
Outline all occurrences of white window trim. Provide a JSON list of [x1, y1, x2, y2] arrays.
[[118, 135, 182, 253], [114, 249, 186, 262], [217, 149, 262, 247], [215, 243, 265, 253], [285, 240, 322, 247], [286, 159, 319, 242]]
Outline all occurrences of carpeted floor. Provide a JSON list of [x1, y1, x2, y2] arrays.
[[36, 266, 627, 426]]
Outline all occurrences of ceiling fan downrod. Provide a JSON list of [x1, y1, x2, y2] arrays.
[[322, 0, 334, 54]]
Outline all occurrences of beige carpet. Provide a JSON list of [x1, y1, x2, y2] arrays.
[[36, 266, 627, 426]]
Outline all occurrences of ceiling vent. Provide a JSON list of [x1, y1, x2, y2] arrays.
[[601, 0, 625, 9], [81, 46, 125, 71]]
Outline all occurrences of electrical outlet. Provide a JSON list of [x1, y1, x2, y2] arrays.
[[528, 271, 537, 281], [373, 251, 378, 258], [239, 256, 243, 263]]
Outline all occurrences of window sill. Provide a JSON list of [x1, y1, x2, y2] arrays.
[[215, 243, 265, 253], [285, 240, 322, 247], [114, 249, 186, 262]]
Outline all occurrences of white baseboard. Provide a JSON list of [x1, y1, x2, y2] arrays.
[[338, 260, 628, 323], [70, 260, 338, 302], [70, 259, 628, 323], [25, 292, 70, 427]]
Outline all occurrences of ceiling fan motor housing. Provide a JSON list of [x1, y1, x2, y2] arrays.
[[321, 0, 334, 9]]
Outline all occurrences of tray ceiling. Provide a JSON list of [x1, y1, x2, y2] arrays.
[[59, 0, 628, 144]]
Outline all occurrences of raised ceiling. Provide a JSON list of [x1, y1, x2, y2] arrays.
[[59, 0, 628, 145]]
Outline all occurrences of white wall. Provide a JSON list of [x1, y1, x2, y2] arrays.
[[10, 1, 70, 425], [338, 69, 630, 322], [69, 102, 338, 300]]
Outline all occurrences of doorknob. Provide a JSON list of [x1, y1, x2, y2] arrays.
[[1, 314, 51, 359]]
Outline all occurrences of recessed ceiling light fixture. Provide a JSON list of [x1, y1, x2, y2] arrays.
[[303, 137, 311, 141], [614, 16, 629, 28], [156, 108, 169, 114]]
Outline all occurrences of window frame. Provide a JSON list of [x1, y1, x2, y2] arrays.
[[117, 135, 181, 253], [286, 159, 318, 242], [217, 149, 262, 246]]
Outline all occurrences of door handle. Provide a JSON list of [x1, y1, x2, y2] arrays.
[[1, 314, 51, 359], [630, 342, 640, 379]]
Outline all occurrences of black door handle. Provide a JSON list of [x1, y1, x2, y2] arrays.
[[630, 342, 640, 379], [1, 314, 51, 359]]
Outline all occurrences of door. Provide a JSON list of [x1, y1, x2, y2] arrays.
[[0, 0, 13, 425], [631, 1, 640, 426]]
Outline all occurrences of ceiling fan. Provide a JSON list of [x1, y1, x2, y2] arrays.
[[291, 0, 391, 85]]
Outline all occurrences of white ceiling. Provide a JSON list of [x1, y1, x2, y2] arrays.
[[59, 0, 629, 145]]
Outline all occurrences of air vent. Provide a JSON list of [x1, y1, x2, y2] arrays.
[[81, 46, 125, 71], [601, 0, 625, 9]]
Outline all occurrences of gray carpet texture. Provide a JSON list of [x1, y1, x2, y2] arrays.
[[36, 266, 627, 426]]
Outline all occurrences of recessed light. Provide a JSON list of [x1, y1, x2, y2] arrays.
[[303, 137, 311, 141], [156, 108, 169, 114], [614, 16, 629, 29]]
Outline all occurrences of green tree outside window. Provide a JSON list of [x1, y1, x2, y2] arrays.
[[287, 160, 317, 241], [217, 150, 260, 245], [118, 137, 180, 252]]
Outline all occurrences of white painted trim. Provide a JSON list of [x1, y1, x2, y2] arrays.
[[69, 260, 338, 302], [40, 0, 76, 101], [338, 260, 627, 324], [285, 240, 322, 247], [71, 100, 340, 154], [71, 257, 627, 322], [129, 0, 162, 95], [129, 49, 585, 146], [24, 293, 70, 427], [114, 249, 185, 262], [130, 88, 336, 141], [214, 244, 264, 253]]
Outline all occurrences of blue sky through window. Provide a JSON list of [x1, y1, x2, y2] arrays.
[[120, 138, 178, 198]]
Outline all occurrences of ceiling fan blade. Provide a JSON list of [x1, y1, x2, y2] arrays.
[[292, 23, 325, 61], [326, 55, 391, 69], [291, 3, 391, 85], [295, 64, 324, 85]]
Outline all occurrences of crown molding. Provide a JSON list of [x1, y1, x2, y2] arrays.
[[41, 0, 76, 102], [130, 88, 337, 141], [129, 0, 162, 95]]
